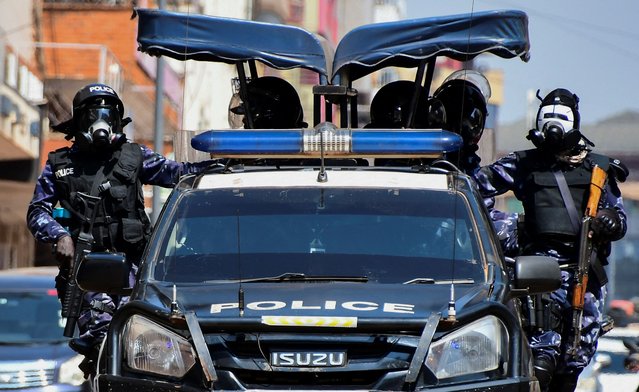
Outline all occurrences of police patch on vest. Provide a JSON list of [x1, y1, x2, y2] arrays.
[[55, 167, 74, 179]]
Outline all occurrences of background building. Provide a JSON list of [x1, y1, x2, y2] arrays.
[[0, 0, 45, 269]]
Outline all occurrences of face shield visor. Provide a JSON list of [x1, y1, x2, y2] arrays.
[[442, 70, 491, 102], [461, 106, 485, 145]]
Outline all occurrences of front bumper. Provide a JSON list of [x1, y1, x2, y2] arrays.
[[101, 302, 535, 392], [95, 373, 539, 391]]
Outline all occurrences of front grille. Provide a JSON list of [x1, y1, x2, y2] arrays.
[[219, 333, 408, 359], [206, 333, 417, 389], [233, 369, 384, 388], [0, 360, 56, 389]]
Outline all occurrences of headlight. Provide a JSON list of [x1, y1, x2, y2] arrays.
[[59, 354, 85, 386], [123, 314, 196, 378], [425, 315, 508, 379]]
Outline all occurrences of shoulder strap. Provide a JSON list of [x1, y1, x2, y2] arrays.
[[121, 142, 143, 163], [91, 148, 125, 196], [588, 153, 610, 171], [89, 164, 108, 197], [48, 147, 71, 167], [514, 149, 541, 171], [552, 168, 581, 234]]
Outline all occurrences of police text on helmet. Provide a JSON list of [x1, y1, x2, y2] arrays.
[[88, 85, 115, 95]]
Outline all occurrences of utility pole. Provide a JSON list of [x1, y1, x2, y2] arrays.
[[152, 0, 166, 224]]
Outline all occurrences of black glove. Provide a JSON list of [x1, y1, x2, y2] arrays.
[[55, 235, 75, 268], [591, 208, 622, 241]]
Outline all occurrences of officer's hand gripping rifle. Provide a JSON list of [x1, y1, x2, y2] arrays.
[[62, 192, 101, 338], [568, 165, 607, 358]]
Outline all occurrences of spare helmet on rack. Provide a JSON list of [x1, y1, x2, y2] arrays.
[[229, 76, 306, 129], [368, 80, 428, 129]]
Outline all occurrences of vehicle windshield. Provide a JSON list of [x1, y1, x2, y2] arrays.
[[152, 187, 485, 284], [0, 291, 65, 343]]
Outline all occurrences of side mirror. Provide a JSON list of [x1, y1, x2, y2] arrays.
[[512, 255, 561, 296], [76, 252, 132, 295]]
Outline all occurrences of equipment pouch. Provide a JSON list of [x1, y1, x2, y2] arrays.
[[109, 185, 127, 200], [542, 294, 563, 331], [108, 185, 128, 214], [121, 218, 145, 244], [113, 154, 138, 184]]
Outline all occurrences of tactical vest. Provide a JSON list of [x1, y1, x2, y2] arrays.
[[515, 150, 609, 241], [515, 149, 612, 287], [48, 143, 151, 258]]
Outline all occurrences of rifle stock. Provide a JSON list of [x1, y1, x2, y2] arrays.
[[569, 165, 607, 357]]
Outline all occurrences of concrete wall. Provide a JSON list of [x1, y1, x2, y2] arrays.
[[0, 0, 35, 62]]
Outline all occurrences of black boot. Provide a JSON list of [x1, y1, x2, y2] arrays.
[[533, 355, 556, 392], [78, 355, 97, 379], [69, 338, 101, 379], [68, 337, 94, 356]]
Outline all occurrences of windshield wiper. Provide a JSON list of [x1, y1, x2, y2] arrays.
[[206, 272, 369, 283], [403, 278, 475, 285]]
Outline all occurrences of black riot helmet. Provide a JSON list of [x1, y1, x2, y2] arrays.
[[527, 88, 585, 153], [230, 76, 305, 129], [369, 80, 443, 129], [71, 83, 127, 149], [432, 70, 490, 146]]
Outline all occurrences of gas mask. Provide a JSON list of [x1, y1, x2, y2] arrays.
[[76, 106, 124, 149], [527, 88, 585, 154], [528, 102, 582, 153]]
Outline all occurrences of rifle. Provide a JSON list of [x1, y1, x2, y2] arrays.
[[62, 192, 101, 338], [567, 165, 607, 357]]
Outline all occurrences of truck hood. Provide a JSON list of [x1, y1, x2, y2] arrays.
[[142, 282, 490, 321]]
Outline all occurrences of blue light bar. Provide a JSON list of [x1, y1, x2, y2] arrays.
[[191, 127, 462, 158]]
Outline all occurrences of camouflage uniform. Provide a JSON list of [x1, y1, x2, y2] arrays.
[[473, 149, 626, 384], [27, 143, 214, 349], [455, 146, 520, 256]]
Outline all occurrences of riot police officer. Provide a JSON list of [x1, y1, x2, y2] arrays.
[[431, 70, 520, 255], [431, 69, 490, 174], [26, 83, 216, 375], [473, 88, 628, 391]]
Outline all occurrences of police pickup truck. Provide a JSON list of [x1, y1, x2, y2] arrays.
[[75, 8, 561, 391]]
